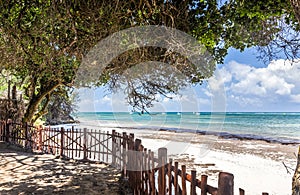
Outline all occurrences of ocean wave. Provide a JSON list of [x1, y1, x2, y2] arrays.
[[74, 112, 300, 145], [88, 124, 300, 145]]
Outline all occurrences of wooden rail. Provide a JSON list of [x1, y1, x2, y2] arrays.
[[0, 120, 270, 195]]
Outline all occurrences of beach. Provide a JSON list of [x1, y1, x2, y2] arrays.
[[1, 129, 296, 195], [76, 122, 298, 195], [0, 120, 298, 194], [128, 128, 298, 194], [52, 112, 300, 194]]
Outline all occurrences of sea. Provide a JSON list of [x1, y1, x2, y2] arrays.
[[74, 112, 300, 144]]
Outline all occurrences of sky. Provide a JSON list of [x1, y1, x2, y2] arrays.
[[77, 47, 300, 112]]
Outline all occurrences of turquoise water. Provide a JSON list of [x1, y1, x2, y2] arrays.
[[76, 112, 300, 144]]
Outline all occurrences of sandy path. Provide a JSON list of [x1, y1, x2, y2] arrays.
[[0, 142, 131, 195]]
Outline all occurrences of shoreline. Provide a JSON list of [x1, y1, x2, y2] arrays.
[[74, 116, 300, 145], [75, 121, 298, 161], [75, 112, 300, 144]]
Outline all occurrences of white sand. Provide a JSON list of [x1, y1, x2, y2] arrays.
[[121, 128, 297, 195], [188, 145, 293, 195], [76, 122, 298, 194]]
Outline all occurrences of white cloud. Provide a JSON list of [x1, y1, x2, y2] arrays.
[[94, 95, 111, 104], [229, 61, 254, 80], [204, 90, 213, 97], [162, 97, 169, 103], [201, 59, 300, 111], [102, 96, 111, 102], [197, 97, 211, 105], [229, 94, 263, 108], [151, 88, 212, 112], [220, 60, 299, 100], [77, 59, 300, 112], [207, 70, 229, 93]]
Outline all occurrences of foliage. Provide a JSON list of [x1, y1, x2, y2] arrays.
[[223, 0, 300, 63], [43, 87, 78, 125], [0, 0, 212, 122], [0, 0, 299, 123], [190, 0, 299, 62]]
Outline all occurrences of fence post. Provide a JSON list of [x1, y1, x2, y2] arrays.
[[191, 170, 197, 195], [140, 145, 145, 193], [71, 126, 74, 159], [122, 132, 127, 178], [5, 119, 11, 142], [168, 159, 173, 195], [143, 147, 148, 194], [150, 151, 155, 195], [38, 126, 43, 151], [60, 127, 64, 158], [182, 165, 187, 195], [83, 128, 87, 160], [127, 133, 135, 189], [112, 130, 116, 166], [201, 175, 208, 195], [174, 162, 179, 195], [147, 149, 152, 194], [134, 139, 142, 194], [239, 188, 245, 195], [24, 122, 28, 148], [217, 172, 234, 195], [158, 147, 167, 195]]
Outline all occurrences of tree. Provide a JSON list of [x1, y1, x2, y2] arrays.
[[0, 0, 300, 124], [44, 87, 78, 125], [0, 0, 80, 123], [290, 0, 300, 24], [1, 0, 299, 192], [191, 0, 300, 63], [0, 0, 214, 123]]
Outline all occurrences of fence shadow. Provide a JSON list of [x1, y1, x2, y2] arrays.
[[0, 145, 130, 194]]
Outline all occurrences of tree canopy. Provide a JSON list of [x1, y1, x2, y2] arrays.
[[0, 0, 299, 123]]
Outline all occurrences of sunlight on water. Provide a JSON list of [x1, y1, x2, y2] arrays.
[[75, 112, 300, 144]]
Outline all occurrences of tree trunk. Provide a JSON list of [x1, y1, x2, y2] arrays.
[[23, 96, 44, 124], [293, 146, 300, 195], [23, 83, 60, 124], [290, 0, 300, 25]]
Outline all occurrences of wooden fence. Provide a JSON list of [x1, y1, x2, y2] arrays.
[[0, 120, 270, 195]]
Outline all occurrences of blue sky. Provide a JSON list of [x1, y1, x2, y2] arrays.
[[77, 47, 300, 112]]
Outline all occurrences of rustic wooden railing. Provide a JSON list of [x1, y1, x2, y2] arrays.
[[0, 120, 270, 195], [0, 120, 37, 149]]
